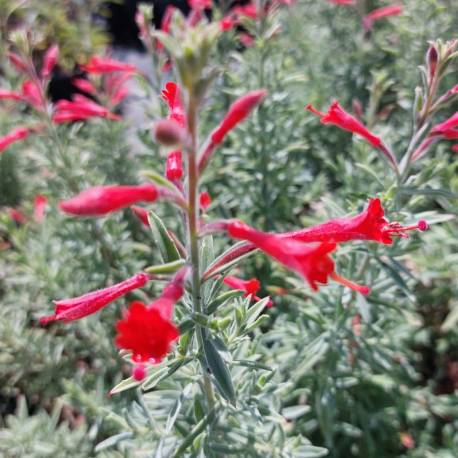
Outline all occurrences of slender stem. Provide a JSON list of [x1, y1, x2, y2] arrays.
[[186, 92, 216, 408]]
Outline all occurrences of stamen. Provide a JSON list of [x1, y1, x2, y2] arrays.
[[331, 272, 370, 295], [385, 220, 429, 234], [305, 103, 326, 117]]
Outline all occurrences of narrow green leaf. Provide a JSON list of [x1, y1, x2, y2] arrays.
[[94, 432, 134, 452], [171, 407, 217, 458], [140, 169, 176, 190], [245, 297, 271, 328], [148, 211, 181, 262], [109, 377, 140, 395], [203, 338, 236, 405], [145, 259, 186, 274], [282, 405, 311, 420], [206, 290, 244, 314]]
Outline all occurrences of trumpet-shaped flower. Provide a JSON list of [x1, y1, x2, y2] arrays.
[[53, 95, 121, 123], [0, 127, 30, 153], [227, 221, 369, 294], [162, 82, 186, 127], [82, 56, 136, 74], [282, 198, 427, 245], [59, 184, 159, 216], [211, 90, 267, 145], [165, 150, 183, 181], [363, 4, 403, 31], [306, 101, 397, 167], [223, 275, 273, 307], [40, 273, 149, 324], [115, 275, 185, 362]]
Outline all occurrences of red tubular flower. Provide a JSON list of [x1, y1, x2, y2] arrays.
[[199, 191, 211, 211], [131, 205, 150, 226], [224, 275, 260, 297], [412, 113, 458, 161], [105, 73, 131, 106], [0, 89, 23, 101], [166, 150, 183, 181], [211, 90, 267, 146], [161, 82, 186, 127], [306, 101, 397, 167], [7, 208, 27, 224], [115, 301, 179, 363], [232, 3, 259, 19], [53, 95, 121, 123], [72, 78, 97, 95], [40, 273, 149, 324], [157, 5, 175, 51], [430, 112, 458, 135], [189, 0, 213, 10], [82, 56, 136, 74], [0, 127, 29, 153], [327, 0, 356, 5], [281, 198, 428, 245], [220, 16, 239, 31], [59, 184, 159, 216], [223, 275, 273, 306], [41, 45, 59, 79], [362, 4, 403, 31], [33, 195, 48, 222], [452, 144, 458, 153], [115, 274, 185, 362], [198, 90, 267, 173], [7, 52, 29, 73], [22, 80, 43, 110], [227, 221, 369, 294]]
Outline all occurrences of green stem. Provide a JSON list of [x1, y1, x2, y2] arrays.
[[186, 93, 216, 408]]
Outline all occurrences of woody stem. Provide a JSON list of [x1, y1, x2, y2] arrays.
[[186, 92, 216, 409]]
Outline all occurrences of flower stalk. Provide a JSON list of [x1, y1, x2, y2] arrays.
[[185, 89, 216, 408]]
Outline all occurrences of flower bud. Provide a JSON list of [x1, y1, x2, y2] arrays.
[[153, 119, 184, 146], [426, 43, 438, 83]]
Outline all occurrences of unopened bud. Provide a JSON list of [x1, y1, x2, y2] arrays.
[[153, 119, 184, 146], [426, 44, 438, 82]]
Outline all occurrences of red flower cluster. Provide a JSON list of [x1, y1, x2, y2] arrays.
[[282, 198, 427, 245], [0, 47, 61, 152], [59, 184, 159, 217], [40, 273, 149, 324]]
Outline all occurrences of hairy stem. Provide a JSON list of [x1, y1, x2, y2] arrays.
[[186, 92, 216, 408]]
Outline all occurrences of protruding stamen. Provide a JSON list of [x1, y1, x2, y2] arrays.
[[385, 220, 429, 236], [305, 103, 326, 117], [331, 272, 370, 295]]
